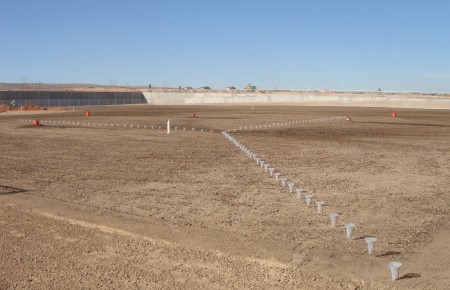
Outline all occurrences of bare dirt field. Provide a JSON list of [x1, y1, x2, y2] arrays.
[[1, 105, 449, 289]]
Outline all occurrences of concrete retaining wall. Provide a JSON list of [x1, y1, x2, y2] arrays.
[[143, 92, 450, 110], [2, 90, 448, 109]]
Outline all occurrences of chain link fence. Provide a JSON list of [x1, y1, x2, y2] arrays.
[[0, 91, 147, 107]]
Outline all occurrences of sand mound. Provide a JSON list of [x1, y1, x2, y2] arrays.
[[1, 104, 49, 113], [0, 104, 11, 113], [18, 104, 45, 111]]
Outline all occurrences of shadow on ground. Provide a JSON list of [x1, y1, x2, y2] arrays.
[[0, 185, 31, 195], [398, 273, 422, 280]]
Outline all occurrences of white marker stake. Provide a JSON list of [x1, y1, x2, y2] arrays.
[[167, 119, 170, 134], [344, 223, 355, 239], [329, 212, 339, 227], [387, 262, 402, 281], [364, 237, 377, 254], [316, 201, 325, 214]]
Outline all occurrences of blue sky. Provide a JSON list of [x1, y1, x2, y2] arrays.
[[1, 0, 450, 93]]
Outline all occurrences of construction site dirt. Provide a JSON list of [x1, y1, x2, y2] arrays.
[[1, 104, 449, 289]]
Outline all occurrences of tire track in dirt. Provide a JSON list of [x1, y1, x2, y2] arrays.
[[28, 206, 290, 270]]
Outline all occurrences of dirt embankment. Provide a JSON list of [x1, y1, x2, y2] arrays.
[[0, 104, 53, 113], [1, 104, 44, 112]]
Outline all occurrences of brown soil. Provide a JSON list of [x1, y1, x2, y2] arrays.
[[0, 104, 47, 113], [0, 104, 9, 113], [0, 104, 68, 114], [0, 105, 449, 289]]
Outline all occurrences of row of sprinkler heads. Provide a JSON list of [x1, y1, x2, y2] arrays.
[[226, 116, 347, 132], [221, 131, 403, 282], [18, 119, 215, 132]]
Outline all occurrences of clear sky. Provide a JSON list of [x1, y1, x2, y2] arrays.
[[1, 0, 450, 93]]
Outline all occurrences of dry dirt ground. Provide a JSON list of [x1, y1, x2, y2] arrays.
[[1, 105, 449, 289]]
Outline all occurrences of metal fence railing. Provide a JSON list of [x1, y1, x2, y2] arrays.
[[0, 98, 145, 106], [0, 91, 146, 107]]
